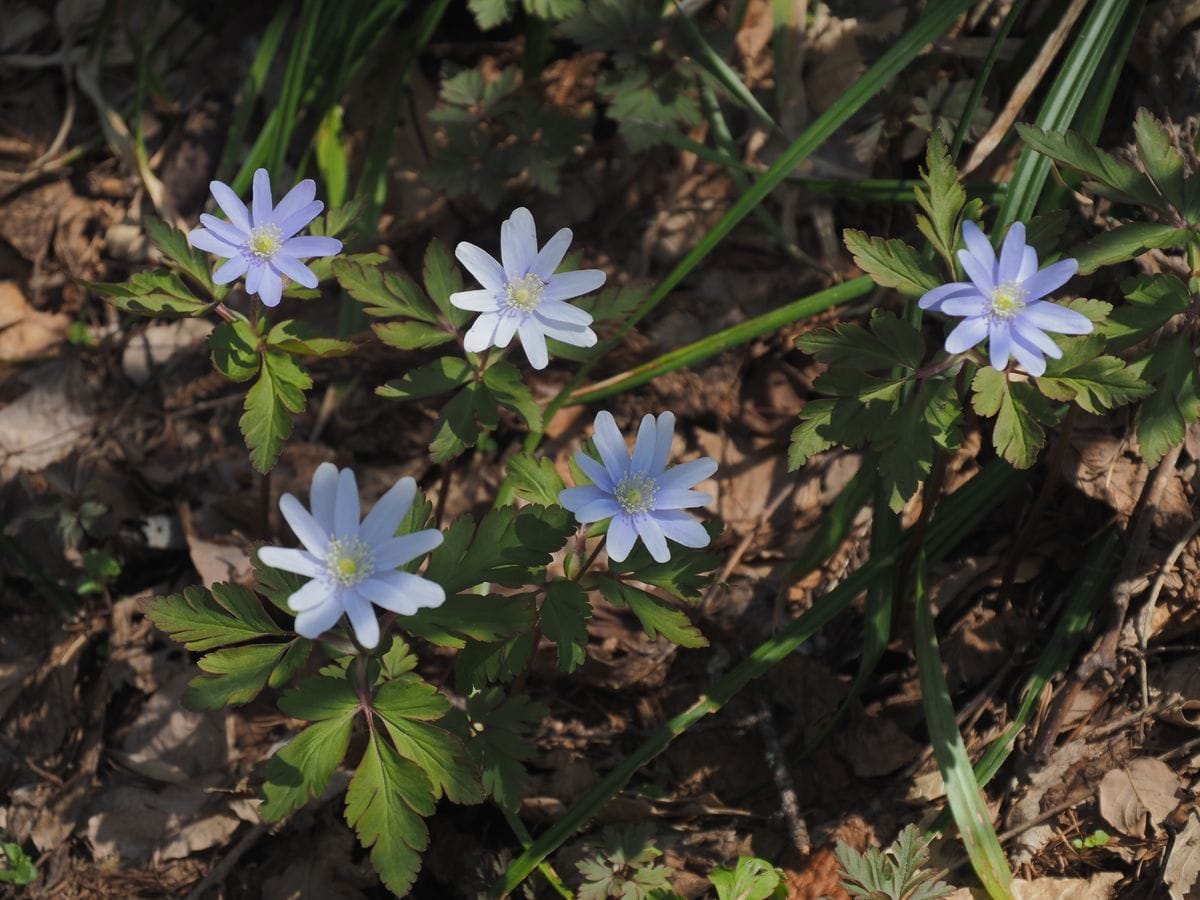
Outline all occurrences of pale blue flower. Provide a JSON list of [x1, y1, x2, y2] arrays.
[[450, 207, 605, 369], [919, 220, 1092, 376], [258, 463, 444, 649], [187, 168, 342, 308], [560, 411, 716, 563]]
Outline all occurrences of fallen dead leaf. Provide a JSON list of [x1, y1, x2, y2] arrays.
[[0, 280, 69, 361], [121, 318, 213, 385], [113, 670, 227, 783], [947, 872, 1123, 899], [1165, 812, 1200, 900], [1098, 757, 1183, 838], [0, 358, 98, 477]]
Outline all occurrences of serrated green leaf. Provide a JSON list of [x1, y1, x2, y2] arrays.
[[914, 133, 967, 270], [454, 632, 536, 690], [260, 715, 355, 821], [210, 319, 262, 382], [373, 673, 484, 805], [268, 637, 312, 689], [377, 356, 474, 401], [1101, 274, 1190, 350], [798, 311, 924, 371], [506, 452, 566, 506], [709, 856, 787, 900], [1133, 108, 1186, 212], [600, 67, 702, 153], [1063, 297, 1113, 324], [185, 642, 289, 708], [461, 688, 546, 812], [1070, 222, 1188, 275], [843, 230, 941, 296], [422, 239, 469, 327], [147, 583, 283, 651], [0, 841, 38, 885], [971, 367, 1055, 469], [468, 0, 514, 28], [541, 580, 591, 672], [252, 549, 308, 614], [406, 593, 539, 650], [333, 257, 437, 322], [1036, 335, 1151, 413], [482, 360, 542, 429], [1023, 210, 1070, 258], [372, 320, 454, 350], [86, 271, 215, 318], [1015, 123, 1168, 212], [145, 217, 225, 299], [1134, 332, 1200, 465], [597, 577, 707, 648], [789, 399, 837, 470], [278, 673, 359, 720], [607, 526, 720, 601], [428, 385, 484, 462], [874, 377, 961, 511], [345, 730, 435, 897], [266, 319, 354, 357], [241, 350, 312, 473]]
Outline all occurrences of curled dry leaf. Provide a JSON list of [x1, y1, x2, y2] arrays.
[[0, 280, 69, 362], [1159, 655, 1200, 729], [1098, 757, 1183, 838], [1164, 813, 1200, 900]]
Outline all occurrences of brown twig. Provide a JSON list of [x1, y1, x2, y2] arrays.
[[754, 687, 811, 856]]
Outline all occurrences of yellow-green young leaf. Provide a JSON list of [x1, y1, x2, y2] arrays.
[[1036, 336, 1152, 413], [971, 367, 1055, 469], [332, 257, 438, 322], [422, 239, 468, 326], [506, 452, 565, 506], [1063, 297, 1113, 324], [144, 217, 225, 299], [345, 730, 436, 897], [266, 319, 353, 357], [210, 319, 262, 382], [1134, 332, 1200, 465], [147, 583, 283, 651], [708, 856, 787, 900], [1070, 222, 1188, 275], [373, 676, 483, 805], [86, 271, 215, 318], [1133, 108, 1186, 212], [541, 580, 591, 672], [596, 577, 707, 648], [1101, 274, 1190, 351], [377, 356, 474, 401], [184, 642, 289, 709], [372, 320, 455, 351], [842, 230, 941, 296], [240, 350, 312, 473], [914, 132, 967, 269], [462, 688, 546, 812], [789, 399, 837, 470], [260, 715, 356, 820]]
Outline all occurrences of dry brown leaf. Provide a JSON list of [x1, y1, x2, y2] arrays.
[[113, 670, 227, 783], [0, 359, 97, 477], [0, 280, 69, 361], [947, 873, 1124, 900], [121, 318, 213, 385], [1165, 812, 1200, 900], [1098, 757, 1183, 838]]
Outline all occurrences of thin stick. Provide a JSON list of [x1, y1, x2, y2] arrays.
[[755, 688, 811, 855], [1135, 515, 1200, 709]]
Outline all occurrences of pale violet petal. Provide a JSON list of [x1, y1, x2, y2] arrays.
[[944, 316, 989, 354], [294, 595, 344, 638], [271, 254, 318, 289], [997, 222, 1026, 283], [1020, 258, 1078, 301], [450, 289, 500, 312], [463, 312, 500, 352], [210, 180, 250, 232], [634, 514, 670, 563], [287, 578, 334, 612], [543, 269, 605, 302], [988, 321, 1012, 371], [1009, 330, 1046, 376], [940, 295, 989, 317], [310, 462, 339, 531], [559, 484, 611, 513], [537, 318, 596, 347], [606, 515, 637, 562], [456, 242, 506, 291], [1013, 319, 1064, 359], [357, 572, 444, 616], [333, 467, 360, 538], [372, 529, 443, 570], [592, 411, 630, 482], [273, 179, 317, 225], [961, 220, 995, 274], [501, 207, 537, 278], [199, 214, 247, 246], [188, 228, 239, 257], [657, 457, 717, 491], [245, 262, 264, 295], [359, 476, 417, 546], [537, 298, 592, 326], [258, 546, 323, 578], [1020, 301, 1092, 334], [277, 201, 326, 239], [651, 412, 675, 474], [279, 493, 330, 555], [957, 246, 995, 293], [651, 509, 711, 549], [494, 314, 519, 348], [655, 488, 712, 510], [631, 414, 657, 473], [213, 255, 249, 285], [531, 227, 572, 279], [518, 319, 549, 369], [1017, 246, 1039, 282], [251, 168, 273, 227], [574, 450, 615, 492], [280, 235, 341, 258], [258, 267, 283, 307], [342, 590, 380, 648], [574, 497, 622, 523], [918, 282, 979, 312]]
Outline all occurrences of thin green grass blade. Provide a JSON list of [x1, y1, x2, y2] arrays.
[[532, 0, 978, 447], [492, 461, 1026, 896], [567, 276, 873, 405], [995, 0, 1134, 231], [266, 0, 323, 178], [913, 551, 1013, 898], [216, 4, 288, 182]]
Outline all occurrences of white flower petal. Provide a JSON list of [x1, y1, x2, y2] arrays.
[[372, 529, 443, 570], [342, 590, 380, 648], [501, 207, 537, 278], [358, 571, 445, 616], [456, 242, 506, 291], [310, 462, 339, 532], [988, 321, 1012, 371], [531, 227, 572, 279], [1013, 319, 1064, 359], [635, 514, 670, 562], [941, 295, 988, 317], [1020, 301, 1092, 334], [450, 289, 501, 312], [631, 414, 657, 472], [537, 318, 596, 347], [463, 312, 500, 352], [213, 255, 249, 285], [288, 578, 334, 612], [944, 316, 989, 354], [537, 299, 592, 326], [518, 319, 549, 369], [258, 268, 283, 307], [245, 262, 265, 295], [544, 270, 605, 302], [359, 476, 416, 546], [258, 546, 323, 578], [280, 493, 330, 555], [606, 515, 637, 562], [652, 412, 675, 473], [333, 467, 360, 538], [294, 595, 345, 639], [1017, 246, 1038, 282], [559, 484, 610, 513], [961, 220, 996, 274], [997, 222, 1026, 284], [495, 314, 520, 348]]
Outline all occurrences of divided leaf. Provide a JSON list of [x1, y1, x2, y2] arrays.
[[459, 688, 547, 812], [972, 367, 1056, 469], [241, 350, 312, 473], [843, 230, 941, 296], [1036, 336, 1152, 413], [1101, 274, 1190, 350], [914, 133, 968, 270], [506, 452, 566, 506], [541, 580, 592, 672], [596, 577, 707, 648], [377, 356, 474, 401], [86, 271, 214, 318], [1070, 223, 1188, 275], [148, 583, 283, 651], [1133, 108, 1187, 213], [145, 217, 225, 299], [1133, 333, 1200, 465]]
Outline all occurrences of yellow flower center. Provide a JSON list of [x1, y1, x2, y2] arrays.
[[326, 537, 374, 586], [247, 224, 283, 259], [504, 273, 545, 313], [990, 281, 1027, 320], [615, 472, 658, 515]]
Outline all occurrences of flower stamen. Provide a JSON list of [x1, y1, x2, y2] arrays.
[[504, 273, 545, 314], [614, 472, 657, 515], [245, 224, 283, 260], [325, 537, 374, 587], [989, 281, 1027, 320]]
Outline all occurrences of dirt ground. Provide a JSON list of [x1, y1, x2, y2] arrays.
[[3, 1, 1200, 898]]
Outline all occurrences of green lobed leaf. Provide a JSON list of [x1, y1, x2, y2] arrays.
[[788, 399, 837, 470], [1015, 123, 1167, 212], [914, 133, 968, 271], [144, 217, 225, 299], [1023, 210, 1071, 258], [971, 367, 1056, 469], [422, 239, 469, 327], [147, 582, 283, 651], [1070, 222, 1188, 275], [253, 548, 308, 614], [428, 385, 485, 462], [266, 319, 354, 357], [1133, 332, 1200, 465], [468, 0, 514, 28], [241, 350, 312, 473], [0, 841, 37, 886], [377, 356, 474, 401], [405, 593, 538, 650], [453, 632, 536, 690], [482, 360, 542, 430], [184, 642, 289, 709], [1035, 335, 1152, 413], [345, 730, 436, 897], [606, 525, 721, 602], [596, 577, 707, 648], [505, 452, 566, 506], [459, 688, 547, 812], [842, 230, 941, 296], [1133, 108, 1186, 212], [874, 377, 961, 512], [372, 320, 455, 351], [260, 715, 356, 820], [797, 310, 925, 372], [1063, 297, 1114, 324], [332, 257, 438, 322], [268, 636, 313, 689], [709, 856, 787, 900], [210, 319, 262, 382], [541, 580, 592, 672], [1101, 274, 1190, 350], [86, 271, 214, 318]]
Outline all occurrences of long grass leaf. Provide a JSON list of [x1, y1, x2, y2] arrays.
[[216, 4, 288, 182]]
